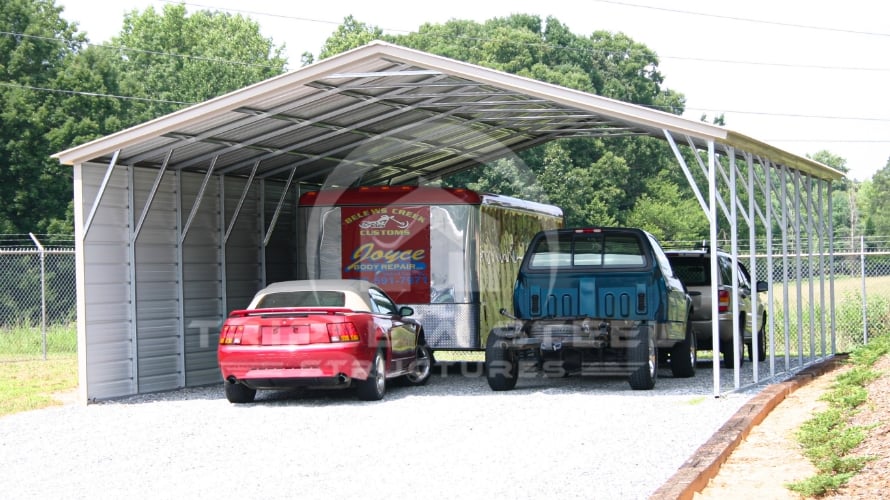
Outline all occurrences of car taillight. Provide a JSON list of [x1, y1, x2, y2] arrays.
[[327, 322, 360, 342], [220, 324, 245, 344], [718, 289, 730, 313]]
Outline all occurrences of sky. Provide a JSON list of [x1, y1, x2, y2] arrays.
[[55, 0, 890, 182]]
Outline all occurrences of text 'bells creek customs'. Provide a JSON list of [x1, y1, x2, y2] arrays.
[[297, 186, 563, 350]]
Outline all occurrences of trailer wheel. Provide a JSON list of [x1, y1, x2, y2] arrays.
[[628, 327, 657, 390], [670, 320, 696, 378], [485, 333, 518, 391]]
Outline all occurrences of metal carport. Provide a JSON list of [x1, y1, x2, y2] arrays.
[[52, 41, 844, 402]]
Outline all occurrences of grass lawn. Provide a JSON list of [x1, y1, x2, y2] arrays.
[[0, 355, 77, 417]]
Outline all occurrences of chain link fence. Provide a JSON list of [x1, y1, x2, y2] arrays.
[[1, 234, 888, 362], [665, 236, 890, 357], [0, 234, 76, 361]]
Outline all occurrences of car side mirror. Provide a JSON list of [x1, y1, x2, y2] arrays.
[[398, 306, 414, 317], [756, 281, 768, 293]]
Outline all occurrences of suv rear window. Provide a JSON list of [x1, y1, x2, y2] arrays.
[[668, 257, 711, 286], [528, 231, 645, 269]]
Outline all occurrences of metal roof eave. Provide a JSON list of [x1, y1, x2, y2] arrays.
[[51, 40, 844, 183]]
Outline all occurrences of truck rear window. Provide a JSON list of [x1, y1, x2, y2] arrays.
[[528, 232, 645, 269]]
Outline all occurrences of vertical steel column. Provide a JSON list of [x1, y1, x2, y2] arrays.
[[780, 167, 791, 371], [708, 142, 721, 396], [126, 166, 139, 392], [765, 162, 776, 376], [793, 171, 805, 366], [816, 180, 827, 357], [728, 153, 741, 389], [828, 182, 837, 354], [219, 175, 228, 323], [805, 176, 816, 361], [747, 155, 760, 382], [175, 170, 185, 387]]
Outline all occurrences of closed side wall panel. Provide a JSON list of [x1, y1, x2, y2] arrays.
[[181, 171, 223, 386], [133, 167, 181, 393], [80, 162, 135, 399], [264, 180, 298, 285], [224, 176, 262, 310]]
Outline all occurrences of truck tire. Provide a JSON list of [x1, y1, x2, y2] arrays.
[[628, 327, 657, 390], [670, 320, 697, 378], [485, 333, 518, 391]]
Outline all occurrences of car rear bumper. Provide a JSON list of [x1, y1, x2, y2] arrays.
[[218, 343, 375, 386]]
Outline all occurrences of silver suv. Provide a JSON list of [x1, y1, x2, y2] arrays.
[[665, 247, 768, 368]]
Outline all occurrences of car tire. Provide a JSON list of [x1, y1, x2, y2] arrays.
[[357, 348, 386, 401], [404, 342, 433, 386], [224, 381, 256, 404], [670, 320, 697, 378], [485, 333, 518, 391], [628, 327, 657, 390]]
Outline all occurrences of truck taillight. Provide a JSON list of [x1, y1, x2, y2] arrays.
[[220, 324, 245, 344], [327, 322, 360, 342], [718, 289, 730, 313]]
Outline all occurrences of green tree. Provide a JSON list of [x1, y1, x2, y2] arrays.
[[316, 15, 383, 62], [0, 0, 84, 234], [863, 159, 890, 236], [110, 4, 287, 127], [0, 2, 288, 234]]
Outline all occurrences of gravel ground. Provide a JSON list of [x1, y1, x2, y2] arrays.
[[0, 361, 792, 500]]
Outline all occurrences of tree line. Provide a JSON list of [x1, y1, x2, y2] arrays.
[[2, 1, 887, 242]]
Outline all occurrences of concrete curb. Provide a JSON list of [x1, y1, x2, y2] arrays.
[[649, 355, 848, 500]]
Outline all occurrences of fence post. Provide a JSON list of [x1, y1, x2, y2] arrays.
[[860, 235, 868, 345], [28, 233, 48, 359]]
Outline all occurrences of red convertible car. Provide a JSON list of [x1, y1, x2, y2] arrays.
[[218, 279, 433, 402]]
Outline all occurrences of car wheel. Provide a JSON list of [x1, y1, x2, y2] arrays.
[[404, 343, 433, 386], [670, 319, 697, 378], [628, 327, 657, 390], [356, 348, 386, 401], [485, 333, 518, 391], [224, 381, 256, 404]]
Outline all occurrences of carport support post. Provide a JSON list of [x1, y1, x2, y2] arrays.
[[728, 152, 741, 389], [708, 141, 721, 396]]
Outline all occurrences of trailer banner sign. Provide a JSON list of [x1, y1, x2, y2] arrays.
[[341, 205, 431, 303]]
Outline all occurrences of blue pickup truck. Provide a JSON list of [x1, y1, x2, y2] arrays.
[[485, 227, 696, 390]]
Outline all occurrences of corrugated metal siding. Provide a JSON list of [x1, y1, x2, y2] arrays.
[[263, 181, 299, 286], [80, 163, 136, 399], [181, 172, 224, 387], [133, 168, 181, 393], [223, 176, 262, 310]]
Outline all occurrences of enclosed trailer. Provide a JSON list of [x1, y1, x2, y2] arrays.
[[298, 186, 563, 350]]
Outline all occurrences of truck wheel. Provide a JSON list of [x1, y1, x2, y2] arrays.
[[485, 334, 518, 391], [628, 328, 657, 390], [670, 321, 696, 378]]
